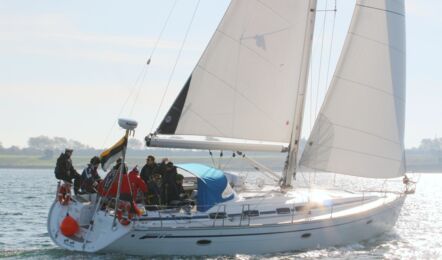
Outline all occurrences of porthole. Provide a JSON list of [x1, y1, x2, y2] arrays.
[[197, 239, 212, 245], [276, 208, 291, 214], [301, 233, 311, 239]]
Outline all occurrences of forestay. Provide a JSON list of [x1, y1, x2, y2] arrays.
[[152, 0, 316, 151], [300, 0, 406, 178]]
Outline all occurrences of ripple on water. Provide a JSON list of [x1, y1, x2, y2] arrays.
[[0, 212, 23, 216]]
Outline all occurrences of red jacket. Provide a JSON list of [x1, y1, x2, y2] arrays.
[[98, 169, 147, 197]]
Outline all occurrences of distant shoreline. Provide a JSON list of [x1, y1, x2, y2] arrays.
[[1, 153, 441, 173]]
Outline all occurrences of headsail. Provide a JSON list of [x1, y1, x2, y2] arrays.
[[150, 0, 317, 151], [300, 0, 406, 178]]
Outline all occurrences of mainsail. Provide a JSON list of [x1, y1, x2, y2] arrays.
[[150, 0, 317, 152], [300, 0, 406, 178]]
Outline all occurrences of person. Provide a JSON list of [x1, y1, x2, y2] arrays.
[[97, 158, 127, 197], [175, 174, 186, 199], [127, 167, 148, 204], [54, 148, 82, 195], [162, 161, 178, 205], [99, 162, 145, 215], [140, 155, 157, 184], [146, 171, 163, 207], [157, 157, 169, 177], [80, 156, 101, 193], [170, 173, 194, 210]]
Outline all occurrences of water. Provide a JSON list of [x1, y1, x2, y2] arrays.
[[0, 169, 441, 259]]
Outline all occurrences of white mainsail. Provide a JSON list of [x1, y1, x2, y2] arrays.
[[151, 0, 317, 151], [300, 0, 406, 178]]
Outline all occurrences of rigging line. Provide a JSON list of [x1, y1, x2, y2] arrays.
[[129, 65, 150, 116], [313, 0, 329, 121], [129, 0, 179, 117], [208, 150, 216, 168], [101, 1, 179, 147], [309, 0, 331, 174], [220, 155, 234, 171], [101, 67, 147, 148], [150, 0, 202, 133], [309, 48, 314, 133], [324, 0, 337, 93]]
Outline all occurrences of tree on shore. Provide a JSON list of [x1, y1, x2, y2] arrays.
[[418, 138, 442, 151], [28, 136, 91, 151]]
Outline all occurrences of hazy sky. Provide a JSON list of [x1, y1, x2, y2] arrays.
[[0, 0, 440, 149]]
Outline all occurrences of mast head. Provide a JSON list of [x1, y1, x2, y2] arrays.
[[118, 118, 138, 130]]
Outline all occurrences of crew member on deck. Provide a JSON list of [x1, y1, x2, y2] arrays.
[[163, 161, 178, 205], [140, 155, 157, 184], [128, 167, 148, 204], [80, 156, 101, 193], [146, 171, 163, 207], [54, 148, 82, 195]]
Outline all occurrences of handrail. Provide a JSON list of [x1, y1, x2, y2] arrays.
[[291, 204, 296, 223], [239, 204, 245, 227]]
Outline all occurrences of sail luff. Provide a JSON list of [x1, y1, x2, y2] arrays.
[[300, 0, 406, 179]]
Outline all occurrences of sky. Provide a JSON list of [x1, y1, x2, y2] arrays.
[[0, 0, 441, 149]]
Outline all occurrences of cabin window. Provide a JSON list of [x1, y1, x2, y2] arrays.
[[301, 233, 311, 238], [242, 210, 259, 217], [276, 208, 291, 214], [209, 212, 227, 219], [197, 239, 211, 245]]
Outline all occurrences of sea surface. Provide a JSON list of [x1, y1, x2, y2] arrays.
[[0, 169, 441, 259]]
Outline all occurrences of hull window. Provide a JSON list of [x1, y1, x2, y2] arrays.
[[242, 210, 259, 217], [197, 239, 212, 245], [276, 208, 291, 214], [301, 233, 311, 239]]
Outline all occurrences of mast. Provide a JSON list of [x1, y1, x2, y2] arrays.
[[281, 0, 318, 187]]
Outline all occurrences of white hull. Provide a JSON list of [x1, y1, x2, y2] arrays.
[[48, 190, 405, 256]]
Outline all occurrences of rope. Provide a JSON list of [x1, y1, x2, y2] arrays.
[[209, 150, 216, 167], [324, 0, 337, 91], [129, 0, 179, 117], [101, 1, 179, 148], [307, 0, 338, 178], [101, 68, 147, 148], [150, 0, 202, 133], [309, 49, 314, 132], [313, 0, 329, 120]]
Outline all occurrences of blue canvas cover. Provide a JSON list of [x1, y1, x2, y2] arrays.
[[176, 163, 235, 212]]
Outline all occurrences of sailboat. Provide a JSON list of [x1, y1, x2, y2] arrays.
[[48, 0, 410, 256]]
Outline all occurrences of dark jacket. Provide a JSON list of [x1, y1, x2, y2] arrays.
[[80, 164, 101, 193], [140, 163, 157, 184], [147, 181, 163, 205], [54, 153, 79, 182], [163, 167, 178, 204]]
